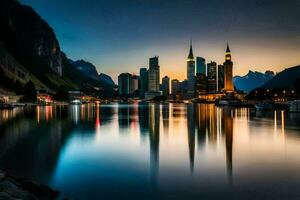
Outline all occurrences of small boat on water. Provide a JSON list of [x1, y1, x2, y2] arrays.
[[255, 102, 273, 110], [287, 100, 300, 112], [215, 99, 241, 107], [70, 100, 82, 105]]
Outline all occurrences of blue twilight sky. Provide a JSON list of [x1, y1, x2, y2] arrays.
[[20, 0, 300, 81]]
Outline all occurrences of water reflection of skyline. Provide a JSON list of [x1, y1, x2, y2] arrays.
[[1, 104, 300, 198]]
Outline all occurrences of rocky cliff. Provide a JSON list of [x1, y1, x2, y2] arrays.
[[0, 0, 62, 76], [0, 0, 116, 97], [261, 66, 300, 89]]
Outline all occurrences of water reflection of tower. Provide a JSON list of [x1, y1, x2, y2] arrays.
[[208, 104, 218, 143], [149, 103, 160, 185], [118, 104, 132, 129], [187, 104, 196, 173], [138, 102, 149, 137], [223, 108, 233, 182], [162, 103, 170, 134], [195, 104, 218, 147], [196, 104, 209, 147]]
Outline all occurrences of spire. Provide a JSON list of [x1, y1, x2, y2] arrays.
[[188, 40, 194, 59], [226, 43, 231, 53]]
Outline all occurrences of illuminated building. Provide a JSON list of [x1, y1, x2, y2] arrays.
[[187, 41, 196, 98], [195, 73, 207, 96], [207, 61, 217, 93], [223, 43, 234, 92]]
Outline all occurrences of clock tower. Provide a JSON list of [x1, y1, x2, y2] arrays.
[[223, 43, 234, 92]]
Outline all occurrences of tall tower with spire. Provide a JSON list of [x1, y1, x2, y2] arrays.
[[187, 40, 196, 98], [223, 43, 234, 92]]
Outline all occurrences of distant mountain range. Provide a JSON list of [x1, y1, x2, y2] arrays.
[[0, 0, 116, 97], [233, 70, 274, 93], [261, 65, 300, 89], [69, 59, 115, 86]]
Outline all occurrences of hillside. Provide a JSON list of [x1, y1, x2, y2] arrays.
[[261, 65, 300, 89], [99, 73, 115, 86]]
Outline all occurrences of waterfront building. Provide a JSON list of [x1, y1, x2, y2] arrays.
[[223, 44, 234, 92], [196, 57, 206, 76], [118, 73, 132, 96], [187, 41, 196, 98], [161, 76, 170, 97], [139, 68, 148, 99], [207, 61, 217, 93]]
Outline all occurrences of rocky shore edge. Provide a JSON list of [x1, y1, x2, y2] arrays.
[[0, 169, 59, 200]]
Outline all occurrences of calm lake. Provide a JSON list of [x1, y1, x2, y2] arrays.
[[1, 103, 300, 199]]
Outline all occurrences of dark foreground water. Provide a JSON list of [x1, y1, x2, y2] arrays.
[[1, 103, 300, 199]]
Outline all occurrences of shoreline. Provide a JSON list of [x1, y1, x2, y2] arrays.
[[0, 169, 59, 200]]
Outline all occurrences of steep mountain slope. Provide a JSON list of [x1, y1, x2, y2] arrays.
[[261, 65, 300, 89], [233, 70, 274, 93]]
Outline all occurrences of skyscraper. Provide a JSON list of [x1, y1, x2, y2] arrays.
[[195, 73, 207, 97], [171, 79, 180, 95], [161, 76, 170, 96], [118, 73, 132, 96], [131, 74, 139, 94], [187, 41, 195, 98], [207, 61, 217, 93], [148, 56, 160, 92], [196, 57, 206, 76], [139, 68, 148, 99], [145, 56, 162, 99], [217, 64, 224, 91], [223, 44, 234, 92]]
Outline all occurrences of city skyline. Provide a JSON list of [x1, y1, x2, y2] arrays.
[[19, 0, 300, 82]]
